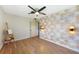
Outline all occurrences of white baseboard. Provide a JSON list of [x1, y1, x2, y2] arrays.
[[41, 38, 79, 53], [14, 35, 38, 41]]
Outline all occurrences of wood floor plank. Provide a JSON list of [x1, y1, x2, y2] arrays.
[[0, 37, 78, 54]]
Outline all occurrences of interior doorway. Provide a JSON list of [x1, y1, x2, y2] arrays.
[[30, 18, 40, 38]]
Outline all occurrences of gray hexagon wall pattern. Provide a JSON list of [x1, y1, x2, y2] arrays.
[[39, 6, 79, 52]]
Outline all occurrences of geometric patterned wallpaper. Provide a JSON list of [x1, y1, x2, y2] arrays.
[[39, 6, 79, 52]]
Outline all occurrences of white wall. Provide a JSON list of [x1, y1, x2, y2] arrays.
[[5, 14, 38, 40], [0, 7, 6, 49]]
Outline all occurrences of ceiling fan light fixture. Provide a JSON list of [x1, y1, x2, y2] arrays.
[[35, 12, 39, 15]]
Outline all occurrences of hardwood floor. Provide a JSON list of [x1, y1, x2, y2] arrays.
[[0, 37, 78, 54]]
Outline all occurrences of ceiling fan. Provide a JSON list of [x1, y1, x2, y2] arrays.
[[28, 5, 46, 16]]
